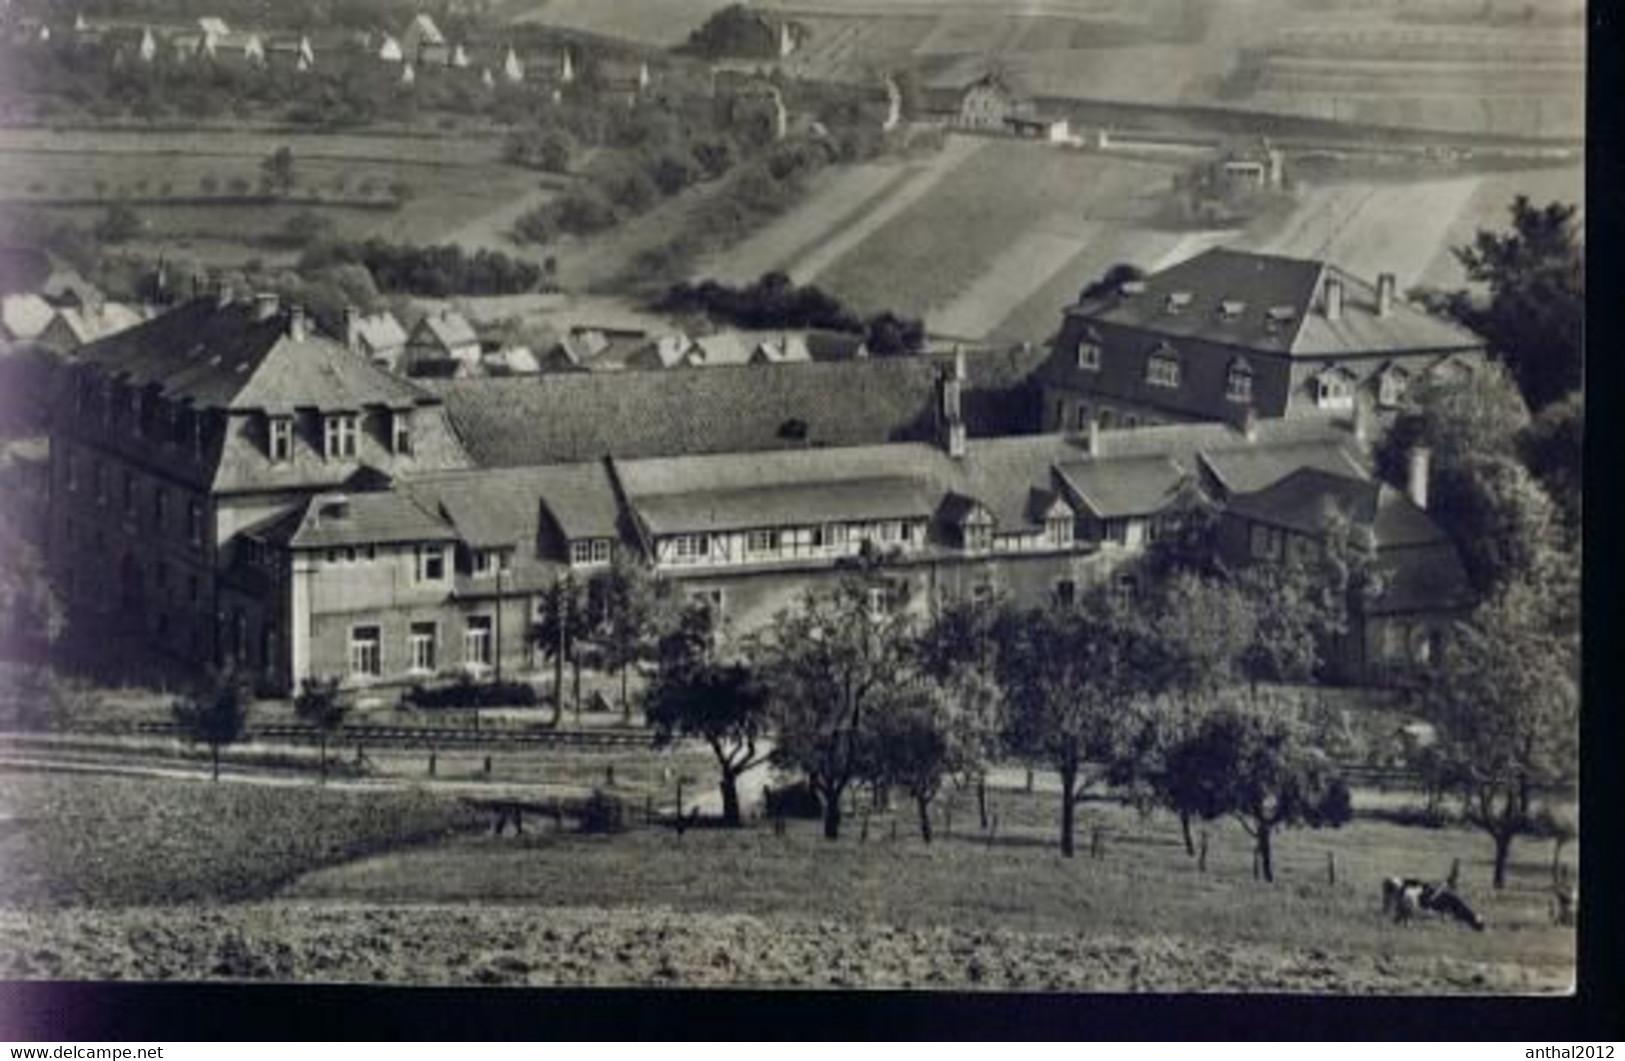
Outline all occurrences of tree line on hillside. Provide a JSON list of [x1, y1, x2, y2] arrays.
[[658, 273, 926, 355], [300, 238, 543, 298]]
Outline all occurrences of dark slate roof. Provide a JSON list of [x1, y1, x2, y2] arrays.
[[1199, 439, 1367, 496], [1370, 543, 1475, 615], [634, 477, 935, 536], [427, 348, 1044, 467], [1062, 248, 1481, 359], [405, 462, 621, 547], [1224, 467, 1380, 536], [1054, 455, 1186, 519], [270, 491, 457, 550], [70, 298, 435, 413]]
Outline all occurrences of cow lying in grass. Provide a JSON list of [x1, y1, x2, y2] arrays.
[[1382, 877, 1486, 931]]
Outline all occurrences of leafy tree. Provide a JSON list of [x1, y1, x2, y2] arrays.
[[917, 592, 1006, 827], [1165, 703, 1352, 882], [589, 553, 668, 722], [1518, 391, 1582, 542], [261, 146, 297, 198], [171, 673, 251, 781], [292, 675, 347, 783], [1232, 557, 1342, 694], [1080, 263, 1145, 302], [758, 578, 914, 840], [864, 680, 962, 842], [1420, 583, 1578, 887], [1121, 573, 1258, 854], [1431, 453, 1565, 600], [1435, 196, 1583, 411], [532, 575, 591, 725], [996, 591, 1152, 857], [646, 660, 770, 827], [1376, 362, 1529, 484]]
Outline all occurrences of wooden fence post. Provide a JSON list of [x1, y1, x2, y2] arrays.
[[1198, 830, 1209, 873], [483, 755, 492, 777], [1326, 850, 1336, 887], [428, 750, 437, 777]]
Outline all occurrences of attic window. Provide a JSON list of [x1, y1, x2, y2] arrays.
[[268, 416, 293, 463], [392, 410, 413, 457], [1315, 370, 1354, 410], [1076, 332, 1101, 371], [1146, 346, 1181, 389], [323, 413, 357, 460], [1226, 360, 1254, 403], [1165, 291, 1193, 314], [1265, 305, 1296, 328], [1219, 299, 1246, 320], [1119, 280, 1147, 297]]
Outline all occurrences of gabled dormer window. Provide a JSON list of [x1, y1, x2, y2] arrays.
[[1045, 515, 1073, 547], [1315, 369, 1354, 410], [268, 416, 293, 463], [323, 413, 358, 460], [1146, 346, 1181, 388], [1226, 359, 1254, 403]]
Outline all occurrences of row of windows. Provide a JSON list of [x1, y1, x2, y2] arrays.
[[73, 373, 209, 456], [270, 411, 413, 464], [62, 450, 205, 547], [1076, 336, 1258, 401], [348, 617, 492, 678]]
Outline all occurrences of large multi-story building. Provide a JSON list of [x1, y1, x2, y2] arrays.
[[1036, 248, 1486, 432], [47, 250, 1480, 695]]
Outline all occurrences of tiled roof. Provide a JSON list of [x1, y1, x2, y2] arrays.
[[414, 310, 478, 352], [405, 462, 622, 546], [1, 293, 55, 341], [634, 477, 935, 536], [1199, 439, 1367, 496], [71, 298, 433, 412], [354, 311, 408, 352], [427, 349, 1041, 467], [1064, 248, 1481, 359], [1055, 455, 1186, 519], [274, 491, 457, 550], [1225, 467, 1378, 537]]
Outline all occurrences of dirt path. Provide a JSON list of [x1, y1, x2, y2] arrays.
[[0, 901, 1569, 991]]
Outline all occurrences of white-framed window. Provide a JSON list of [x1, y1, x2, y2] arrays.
[[1226, 362, 1253, 403], [323, 413, 358, 460], [965, 523, 992, 552], [187, 500, 205, 548], [268, 416, 293, 463], [414, 543, 447, 583], [570, 538, 612, 566], [472, 549, 511, 578], [1316, 372, 1354, 410], [391, 411, 413, 456], [814, 523, 849, 551], [1045, 516, 1073, 547], [671, 535, 709, 563], [879, 521, 903, 544], [409, 621, 438, 672], [1378, 369, 1407, 408], [747, 529, 779, 554], [464, 615, 493, 668], [1146, 351, 1181, 388], [326, 546, 360, 565], [1076, 337, 1101, 371], [349, 624, 382, 678]]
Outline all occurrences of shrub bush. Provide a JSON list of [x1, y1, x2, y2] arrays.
[[404, 678, 538, 709], [578, 788, 628, 834], [762, 779, 823, 820]]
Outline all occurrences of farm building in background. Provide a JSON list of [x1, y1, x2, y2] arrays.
[[953, 70, 1034, 132]]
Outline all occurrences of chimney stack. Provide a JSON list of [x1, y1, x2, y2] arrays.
[[253, 292, 280, 320], [1407, 447, 1431, 510], [287, 304, 307, 342], [1242, 406, 1259, 442], [1085, 416, 1101, 457], [1376, 272, 1396, 318], [343, 305, 359, 351], [1323, 276, 1343, 321]]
